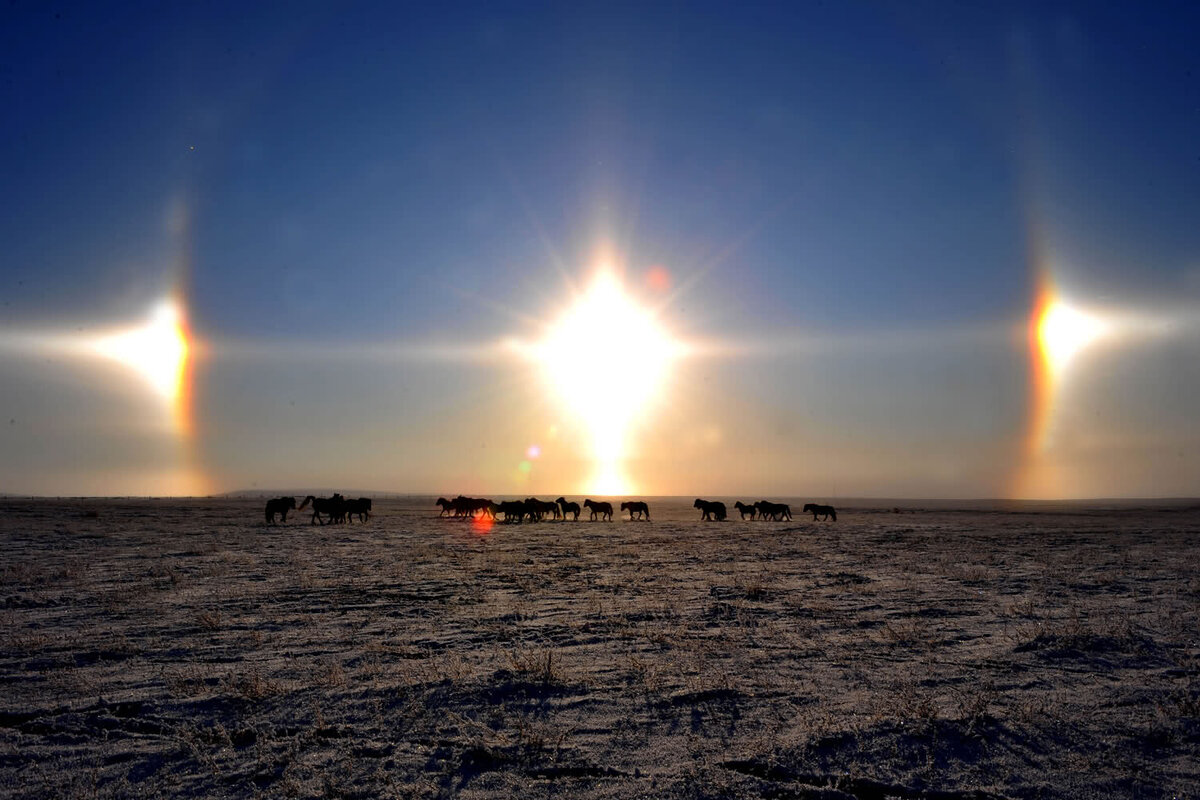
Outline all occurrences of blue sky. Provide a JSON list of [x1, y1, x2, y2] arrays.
[[2, 1, 1198, 497]]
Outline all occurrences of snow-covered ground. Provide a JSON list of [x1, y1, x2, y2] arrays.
[[1, 497, 1197, 798]]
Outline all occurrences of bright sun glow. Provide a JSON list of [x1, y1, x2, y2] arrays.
[[1037, 298, 1111, 377], [533, 271, 679, 494], [91, 300, 191, 400]]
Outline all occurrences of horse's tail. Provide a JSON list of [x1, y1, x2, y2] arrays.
[[298, 496, 312, 511], [830, 508, 837, 521]]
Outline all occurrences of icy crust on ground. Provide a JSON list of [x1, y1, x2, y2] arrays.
[[0, 498, 1197, 798]]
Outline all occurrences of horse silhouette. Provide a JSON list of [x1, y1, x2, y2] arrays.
[[584, 499, 613, 521], [458, 496, 493, 517], [437, 496, 491, 517], [620, 500, 650, 520], [264, 496, 296, 524], [756, 500, 791, 521], [556, 497, 581, 521], [733, 501, 757, 520], [694, 498, 726, 521], [497, 499, 531, 523], [299, 494, 344, 525], [344, 497, 372, 523], [525, 498, 559, 521], [803, 503, 837, 521]]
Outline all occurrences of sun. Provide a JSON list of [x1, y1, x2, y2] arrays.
[[531, 270, 679, 494]]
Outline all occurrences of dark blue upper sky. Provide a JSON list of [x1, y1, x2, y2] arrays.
[[3, 1, 1199, 496], [8, 1, 1194, 331]]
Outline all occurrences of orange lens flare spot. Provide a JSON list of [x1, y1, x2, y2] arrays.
[[645, 265, 671, 292], [471, 514, 495, 535]]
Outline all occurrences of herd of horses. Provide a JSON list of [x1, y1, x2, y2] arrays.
[[264, 494, 372, 525], [703, 499, 836, 521], [264, 493, 836, 525], [436, 495, 836, 523], [436, 496, 644, 523]]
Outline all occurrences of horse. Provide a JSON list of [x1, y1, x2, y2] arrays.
[[733, 501, 757, 520], [264, 496, 296, 524], [694, 499, 726, 521], [299, 494, 345, 525], [803, 503, 837, 521], [456, 496, 493, 517], [556, 497, 581, 521], [344, 497, 372, 523], [620, 500, 650, 520], [584, 499, 613, 521], [525, 498, 559, 521], [756, 500, 792, 521], [436, 497, 455, 517], [497, 499, 530, 523]]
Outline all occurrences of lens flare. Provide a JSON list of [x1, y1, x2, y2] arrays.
[[471, 514, 495, 535], [530, 270, 680, 494], [645, 265, 671, 292]]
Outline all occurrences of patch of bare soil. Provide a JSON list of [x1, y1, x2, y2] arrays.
[[0, 498, 1197, 798]]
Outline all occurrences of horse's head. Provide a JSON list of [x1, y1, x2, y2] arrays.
[[555, 497, 566, 504], [436, 497, 449, 506], [285, 497, 297, 509], [802, 503, 815, 512], [620, 502, 629, 510], [693, 499, 704, 508]]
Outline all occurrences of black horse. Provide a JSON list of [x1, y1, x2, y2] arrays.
[[526, 498, 560, 521], [497, 499, 530, 523], [264, 496, 296, 524], [584, 499, 613, 521], [556, 497, 581, 521], [344, 497, 372, 523], [733, 501, 757, 520], [620, 500, 650, 520], [299, 494, 344, 525], [694, 499, 726, 521], [803, 503, 837, 521], [756, 500, 792, 521]]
